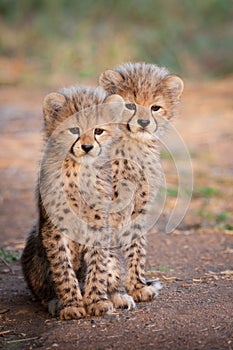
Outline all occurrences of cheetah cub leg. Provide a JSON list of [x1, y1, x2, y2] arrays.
[[107, 251, 135, 309], [43, 234, 86, 320], [123, 236, 162, 302], [47, 298, 89, 319], [83, 248, 114, 316]]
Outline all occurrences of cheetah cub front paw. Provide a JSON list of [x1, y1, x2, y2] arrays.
[[109, 292, 136, 309], [59, 306, 86, 320], [86, 300, 114, 316], [130, 282, 162, 302]]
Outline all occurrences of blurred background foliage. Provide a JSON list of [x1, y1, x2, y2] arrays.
[[0, 0, 232, 86]]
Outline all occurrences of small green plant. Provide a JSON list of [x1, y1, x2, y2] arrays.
[[195, 209, 232, 229], [197, 187, 220, 197], [216, 212, 230, 224], [147, 265, 171, 273], [0, 248, 21, 262], [195, 209, 213, 219], [157, 266, 171, 273], [224, 224, 233, 230], [166, 188, 178, 197]]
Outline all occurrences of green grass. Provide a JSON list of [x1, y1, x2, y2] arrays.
[[197, 187, 220, 197], [148, 265, 171, 273], [193, 186, 221, 199], [166, 188, 179, 197], [224, 224, 233, 231], [195, 209, 213, 219], [215, 212, 230, 224], [157, 266, 171, 273], [195, 209, 232, 229], [0, 248, 21, 263], [166, 187, 193, 198]]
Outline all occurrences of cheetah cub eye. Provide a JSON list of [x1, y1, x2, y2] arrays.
[[94, 128, 104, 135], [125, 103, 136, 111], [69, 127, 80, 135], [151, 105, 161, 112]]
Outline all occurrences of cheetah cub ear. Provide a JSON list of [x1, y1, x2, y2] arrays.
[[43, 92, 67, 136], [104, 94, 124, 104], [99, 70, 123, 94], [103, 94, 125, 123], [162, 75, 184, 98], [43, 92, 67, 120]]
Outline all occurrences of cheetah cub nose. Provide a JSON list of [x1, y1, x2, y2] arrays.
[[137, 119, 150, 128], [81, 144, 94, 153]]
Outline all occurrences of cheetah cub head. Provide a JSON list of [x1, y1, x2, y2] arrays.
[[99, 62, 183, 142], [42, 87, 124, 164]]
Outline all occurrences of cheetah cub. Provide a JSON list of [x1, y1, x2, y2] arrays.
[[99, 62, 184, 302], [21, 86, 134, 320]]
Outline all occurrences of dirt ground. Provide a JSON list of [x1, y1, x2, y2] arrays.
[[0, 78, 233, 349]]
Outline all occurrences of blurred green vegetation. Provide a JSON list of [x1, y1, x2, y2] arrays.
[[0, 0, 232, 85], [0, 247, 21, 262], [195, 209, 232, 230]]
